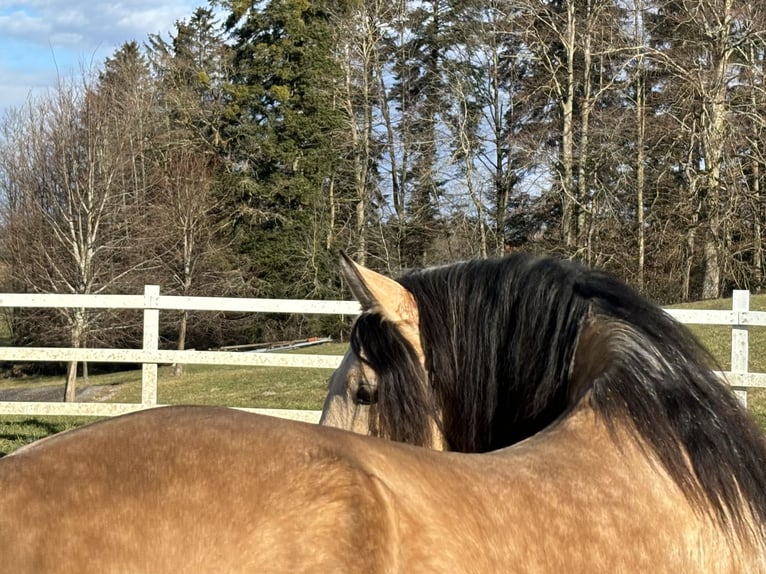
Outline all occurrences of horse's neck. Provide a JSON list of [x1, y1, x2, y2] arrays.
[[485, 404, 658, 491], [495, 402, 627, 463]]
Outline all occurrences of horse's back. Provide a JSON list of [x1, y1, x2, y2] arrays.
[[0, 406, 397, 574], [2, 405, 762, 573]]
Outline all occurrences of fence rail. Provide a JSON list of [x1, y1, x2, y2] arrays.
[[0, 287, 762, 420], [0, 286, 361, 422]]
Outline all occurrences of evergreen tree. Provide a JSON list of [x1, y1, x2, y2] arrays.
[[147, 8, 233, 153], [387, 0, 451, 266], [221, 0, 348, 297]]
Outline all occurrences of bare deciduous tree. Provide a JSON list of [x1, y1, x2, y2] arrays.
[[0, 70, 155, 399]]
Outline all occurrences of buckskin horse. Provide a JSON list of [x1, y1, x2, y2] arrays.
[[0, 254, 764, 572], [321, 252, 766, 569]]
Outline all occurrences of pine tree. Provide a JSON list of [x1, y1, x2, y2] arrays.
[[147, 8, 232, 153], [221, 0, 348, 297]]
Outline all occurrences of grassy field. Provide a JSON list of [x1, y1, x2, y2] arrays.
[[674, 294, 766, 432], [0, 343, 347, 456], [1, 294, 766, 456]]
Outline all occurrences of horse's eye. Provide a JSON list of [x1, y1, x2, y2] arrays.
[[354, 384, 378, 406]]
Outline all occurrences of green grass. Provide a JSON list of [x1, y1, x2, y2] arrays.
[[672, 293, 766, 371], [0, 369, 140, 391], [0, 343, 347, 455], [0, 417, 100, 457], [2, 294, 766, 456], [101, 343, 348, 409], [670, 294, 766, 432]]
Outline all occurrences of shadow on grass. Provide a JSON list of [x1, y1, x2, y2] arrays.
[[0, 417, 93, 457]]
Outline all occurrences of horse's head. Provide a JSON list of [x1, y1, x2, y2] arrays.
[[321, 253, 738, 457], [320, 253, 445, 449], [321, 253, 591, 452]]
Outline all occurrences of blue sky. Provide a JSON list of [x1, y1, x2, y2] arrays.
[[0, 1, 206, 114]]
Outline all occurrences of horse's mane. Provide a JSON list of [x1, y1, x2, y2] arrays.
[[350, 254, 766, 538]]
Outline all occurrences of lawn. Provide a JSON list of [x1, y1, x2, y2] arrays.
[[1, 294, 766, 456], [0, 343, 347, 456], [102, 342, 347, 409], [672, 293, 766, 437]]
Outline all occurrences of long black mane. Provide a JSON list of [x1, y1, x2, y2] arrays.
[[350, 254, 766, 537]]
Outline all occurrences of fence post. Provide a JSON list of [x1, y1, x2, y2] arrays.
[[731, 290, 749, 407], [142, 285, 160, 408]]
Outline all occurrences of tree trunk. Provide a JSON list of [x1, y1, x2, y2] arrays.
[[698, 0, 733, 300], [753, 46, 766, 291], [634, 2, 647, 291], [64, 361, 78, 402], [63, 308, 86, 402], [636, 103, 646, 291], [576, 11, 593, 263], [174, 309, 189, 377], [326, 176, 335, 251], [701, 238, 720, 299], [560, 0, 577, 250], [754, 159, 763, 289], [491, 36, 507, 257]]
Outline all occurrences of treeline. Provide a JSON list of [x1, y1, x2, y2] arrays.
[[1, 0, 766, 382]]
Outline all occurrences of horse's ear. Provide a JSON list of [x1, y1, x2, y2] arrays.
[[339, 251, 419, 327]]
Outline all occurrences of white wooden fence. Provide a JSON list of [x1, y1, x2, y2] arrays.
[[0, 287, 763, 420], [0, 286, 360, 423]]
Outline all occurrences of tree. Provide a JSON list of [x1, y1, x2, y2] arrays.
[[148, 9, 237, 373], [148, 8, 233, 154], [0, 58, 156, 399], [395, 0, 449, 266], [441, 0, 532, 257], [220, 0, 348, 297], [516, 0, 630, 261], [330, 0, 389, 265], [648, 0, 761, 299]]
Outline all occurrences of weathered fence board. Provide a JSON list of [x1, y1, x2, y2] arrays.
[[0, 292, 361, 315], [0, 287, 759, 419]]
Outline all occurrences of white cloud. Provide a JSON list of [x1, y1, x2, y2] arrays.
[[48, 32, 86, 48], [0, 1, 205, 113], [0, 1, 201, 50], [0, 10, 50, 37]]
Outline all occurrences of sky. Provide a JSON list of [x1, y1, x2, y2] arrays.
[[0, 1, 206, 115]]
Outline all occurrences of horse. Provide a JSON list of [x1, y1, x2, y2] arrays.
[[321, 252, 766, 568], [0, 254, 764, 573], [6, 402, 758, 573]]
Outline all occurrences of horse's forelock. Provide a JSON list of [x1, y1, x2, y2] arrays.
[[350, 312, 435, 446]]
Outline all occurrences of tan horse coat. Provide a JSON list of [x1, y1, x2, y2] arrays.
[[0, 404, 760, 573]]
